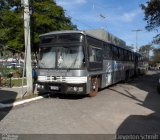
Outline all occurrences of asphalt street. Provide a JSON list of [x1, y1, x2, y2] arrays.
[[0, 70, 160, 135]]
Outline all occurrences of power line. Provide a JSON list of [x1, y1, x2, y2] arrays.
[[66, 14, 94, 29], [72, 18, 94, 29]]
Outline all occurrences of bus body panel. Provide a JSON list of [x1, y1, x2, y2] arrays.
[[37, 30, 146, 95]]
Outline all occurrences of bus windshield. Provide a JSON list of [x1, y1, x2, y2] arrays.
[[39, 45, 84, 69]]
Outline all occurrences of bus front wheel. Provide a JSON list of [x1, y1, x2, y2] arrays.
[[89, 77, 99, 97]]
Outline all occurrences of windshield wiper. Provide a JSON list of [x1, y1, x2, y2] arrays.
[[68, 53, 79, 70]]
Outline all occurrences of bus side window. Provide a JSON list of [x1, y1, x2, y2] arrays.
[[130, 52, 132, 61], [103, 43, 112, 60], [127, 51, 129, 61], [89, 49, 95, 62], [119, 48, 124, 61], [128, 52, 131, 61], [117, 48, 119, 60], [89, 46, 102, 62], [124, 50, 127, 61], [103, 44, 107, 59], [112, 46, 119, 60], [107, 44, 112, 59]]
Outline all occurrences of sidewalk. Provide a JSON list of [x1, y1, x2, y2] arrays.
[[0, 86, 37, 104]]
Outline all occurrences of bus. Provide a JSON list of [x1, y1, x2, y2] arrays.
[[37, 30, 137, 97]]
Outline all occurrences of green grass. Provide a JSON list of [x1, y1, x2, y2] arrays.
[[4, 78, 27, 87], [13, 78, 27, 87]]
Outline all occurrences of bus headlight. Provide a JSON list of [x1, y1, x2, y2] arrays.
[[78, 87, 83, 92], [37, 84, 44, 89], [67, 86, 83, 93], [73, 87, 78, 92]]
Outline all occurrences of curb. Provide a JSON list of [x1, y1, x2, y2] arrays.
[[0, 94, 49, 109], [12, 85, 27, 88]]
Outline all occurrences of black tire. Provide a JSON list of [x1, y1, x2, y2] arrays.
[[125, 71, 129, 82], [89, 77, 99, 97], [157, 83, 160, 94]]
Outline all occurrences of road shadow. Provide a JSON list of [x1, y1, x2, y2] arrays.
[[116, 72, 160, 134], [0, 89, 17, 122]]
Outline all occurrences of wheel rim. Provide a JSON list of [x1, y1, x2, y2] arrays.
[[89, 77, 99, 97]]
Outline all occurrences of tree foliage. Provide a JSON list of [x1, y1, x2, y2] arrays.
[[0, 0, 77, 51], [139, 44, 153, 60], [141, 0, 160, 44], [153, 48, 160, 62]]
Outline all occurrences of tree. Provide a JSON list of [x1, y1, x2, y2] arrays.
[[141, 0, 160, 44], [153, 48, 160, 63], [139, 44, 153, 60], [0, 0, 77, 52]]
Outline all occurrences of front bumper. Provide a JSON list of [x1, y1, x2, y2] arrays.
[[37, 82, 87, 95]]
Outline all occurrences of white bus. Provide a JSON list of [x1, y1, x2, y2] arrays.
[[37, 30, 137, 96]]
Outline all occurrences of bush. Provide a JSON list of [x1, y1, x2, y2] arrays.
[[0, 67, 23, 78], [10, 68, 22, 78], [0, 67, 10, 77]]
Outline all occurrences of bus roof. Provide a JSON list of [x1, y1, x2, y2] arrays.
[[39, 29, 134, 52], [40, 30, 84, 37]]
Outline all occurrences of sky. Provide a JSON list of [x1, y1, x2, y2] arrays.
[[56, 0, 158, 51]]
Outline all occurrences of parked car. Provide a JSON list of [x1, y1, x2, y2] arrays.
[[6, 62, 23, 69]]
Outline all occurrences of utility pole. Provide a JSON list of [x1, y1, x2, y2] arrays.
[[132, 29, 142, 52], [22, 0, 33, 94]]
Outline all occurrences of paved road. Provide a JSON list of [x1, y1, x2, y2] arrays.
[[0, 70, 160, 135]]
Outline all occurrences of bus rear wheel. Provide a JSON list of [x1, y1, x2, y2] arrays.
[[125, 70, 129, 82], [89, 77, 99, 97]]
